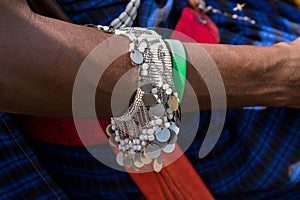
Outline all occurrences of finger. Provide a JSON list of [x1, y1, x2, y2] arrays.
[[188, 0, 200, 8]]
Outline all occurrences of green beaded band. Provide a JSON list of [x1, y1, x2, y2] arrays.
[[164, 39, 187, 102]]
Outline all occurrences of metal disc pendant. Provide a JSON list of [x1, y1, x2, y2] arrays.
[[130, 49, 144, 65], [153, 158, 163, 172], [155, 141, 168, 148], [116, 152, 124, 166], [106, 124, 114, 136], [155, 128, 170, 143], [149, 104, 165, 118], [145, 144, 161, 159], [140, 83, 152, 92], [140, 151, 152, 164], [162, 143, 176, 153], [142, 93, 157, 106], [133, 154, 144, 168], [123, 155, 133, 168], [168, 96, 179, 112]]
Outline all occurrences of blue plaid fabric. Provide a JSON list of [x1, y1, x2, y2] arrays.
[[1, 0, 300, 199], [0, 112, 68, 200]]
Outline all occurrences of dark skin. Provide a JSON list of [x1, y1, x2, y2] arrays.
[[0, 0, 299, 118]]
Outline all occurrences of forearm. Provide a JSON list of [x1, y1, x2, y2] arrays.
[[184, 42, 290, 109], [0, 7, 131, 117], [0, 2, 297, 118]]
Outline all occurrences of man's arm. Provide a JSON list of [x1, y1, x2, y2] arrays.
[[0, 0, 299, 118]]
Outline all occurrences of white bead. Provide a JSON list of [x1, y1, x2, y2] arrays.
[[118, 144, 122, 150], [139, 41, 147, 51], [153, 94, 158, 99], [166, 88, 172, 95], [170, 123, 180, 134], [129, 5, 138, 16], [141, 70, 148, 76], [157, 99, 161, 104], [112, 125, 116, 130], [144, 135, 148, 140], [120, 23, 127, 28], [141, 141, 147, 146], [110, 18, 121, 27], [125, 144, 130, 150], [136, 139, 140, 144], [147, 129, 154, 135], [125, 2, 134, 13], [142, 63, 149, 70], [139, 135, 144, 140], [132, 145, 137, 151], [134, 0, 140, 8], [129, 34, 136, 41], [113, 20, 122, 28], [156, 118, 163, 125], [164, 117, 168, 123], [232, 14, 238, 19], [148, 135, 155, 141], [151, 88, 158, 94], [129, 142, 133, 147], [136, 145, 142, 151], [115, 135, 120, 142], [142, 129, 147, 134], [119, 12, 128, 20], [168, 114, 174, 120], [157, 81, 163, 87], [153, 126, 159, 131], [124, 16, 132, 26], [151, 120, 156, 126], [115, 130, 119, 135], [163, 83, 169, 90], [173, 92, 178, 97], [164, 122, 170, 128], [166, 108, 172, 114], [120, 140, 125, 145]]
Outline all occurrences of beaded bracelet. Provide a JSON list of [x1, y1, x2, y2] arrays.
[[92, 26, 181, 172]]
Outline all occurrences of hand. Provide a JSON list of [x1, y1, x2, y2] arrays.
[[187, 0, 200, 8]]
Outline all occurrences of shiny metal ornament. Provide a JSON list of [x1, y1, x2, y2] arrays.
[[153, 158, 163, 172], [140, 83, 152, 92], [145, 144, 161, 159], [116, 152, 124, 166], [123, 155, 133, 168], [109, 134, 118, 147], [156, 154, 163, 164], [168, 131, 177, 144], [170, 123, 180, 135], [130, 49, 144, 65], [168, 96, 179, 112], [155, 141, 168, 148], [155, 128, 171, 143], [106, 124, 114, 136], [162, 143, 176, 153], [140, 151, 152, 164], [142, 93, 157, 106], [149, 104, 165, 118], [133, 154, 144, 168]]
